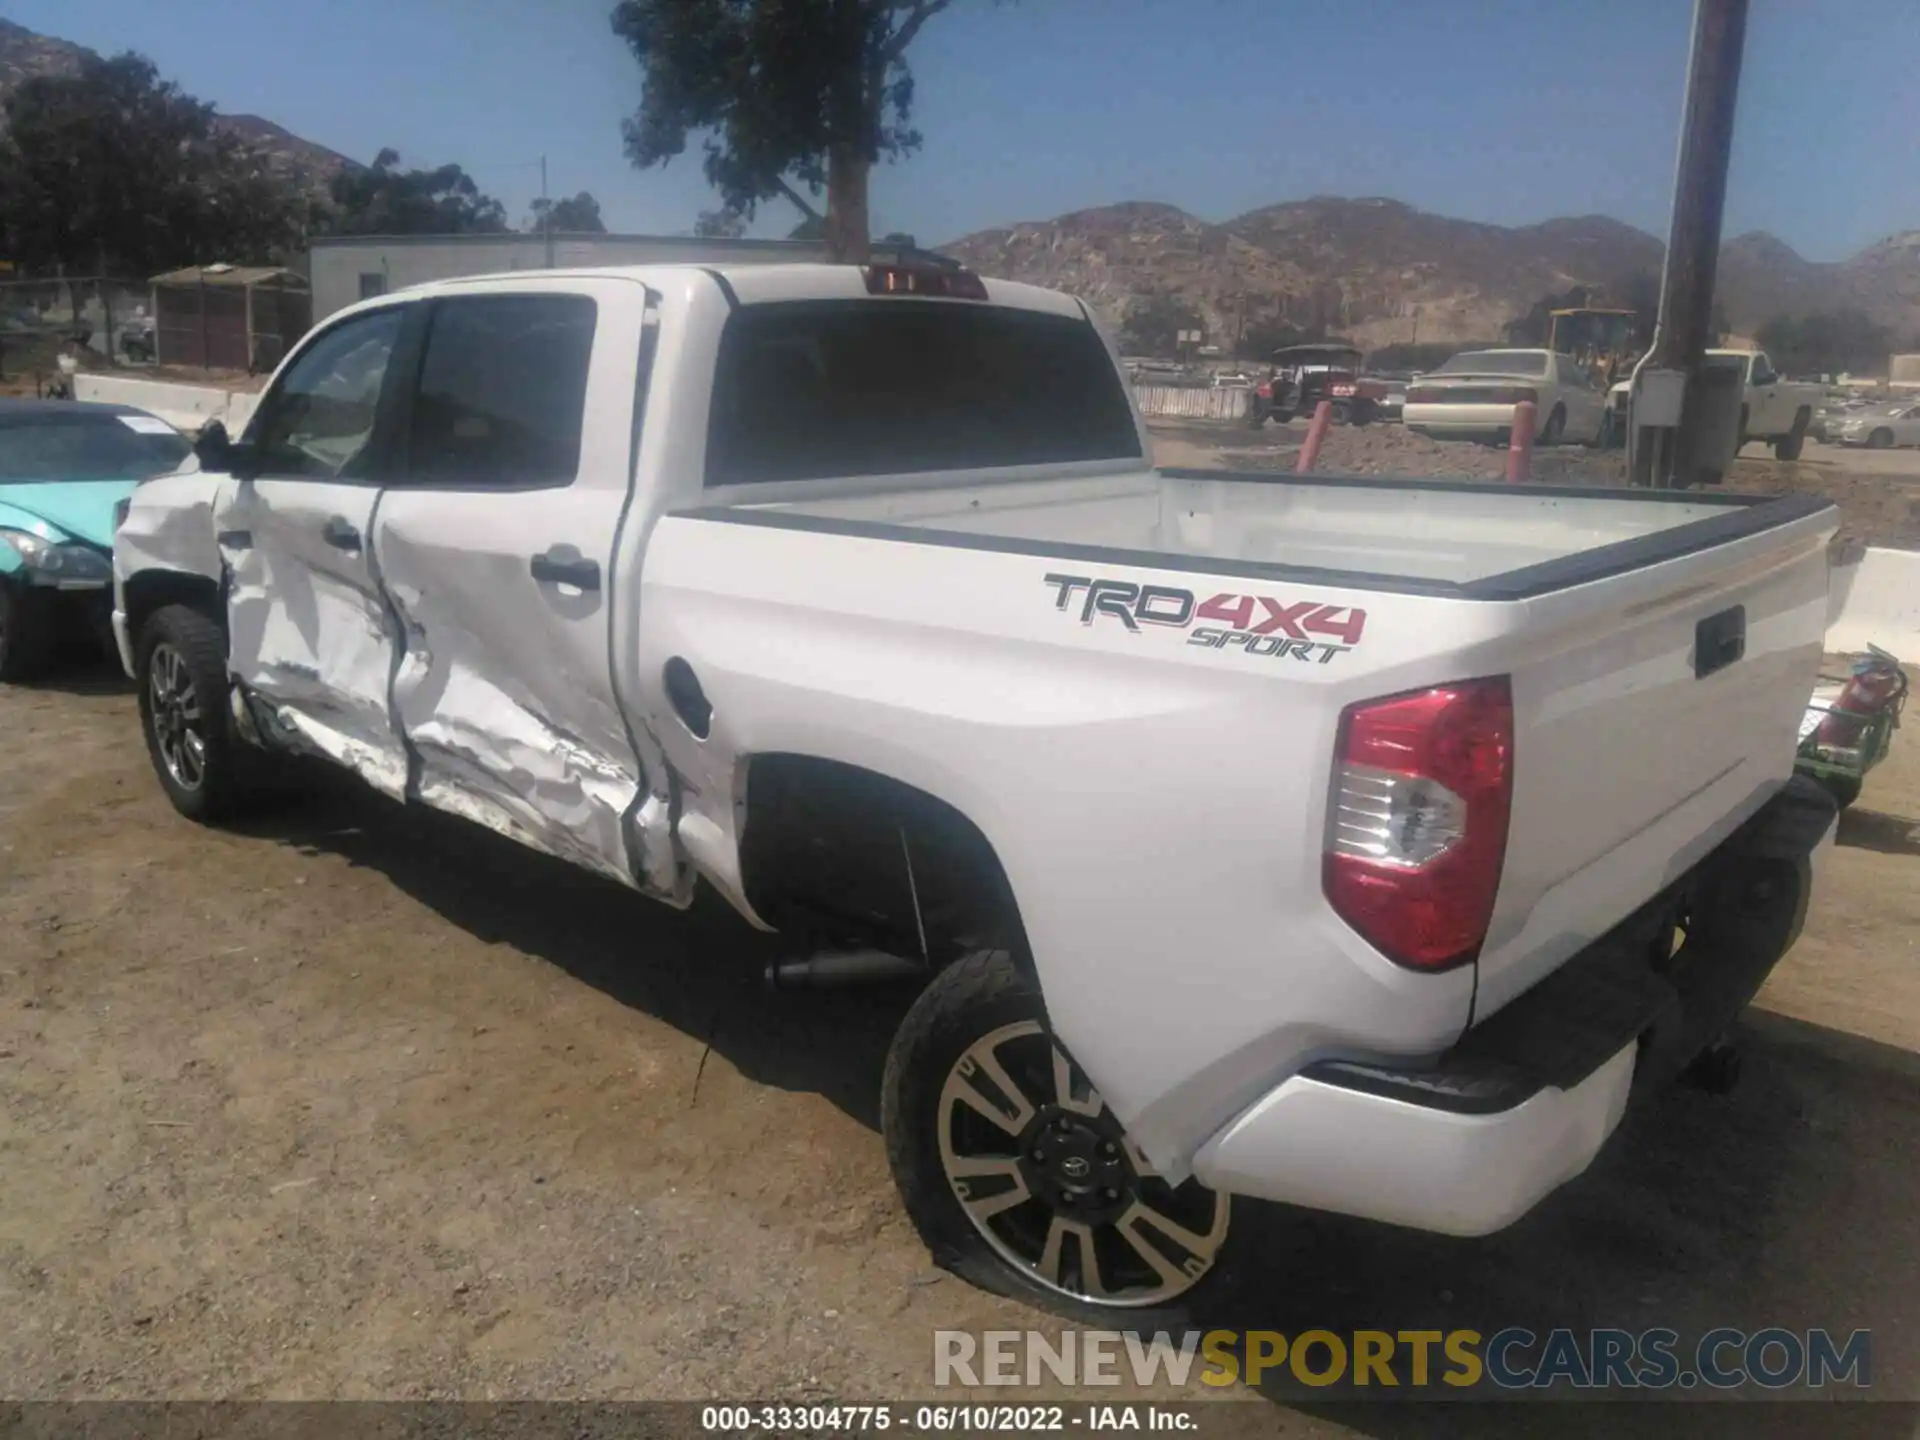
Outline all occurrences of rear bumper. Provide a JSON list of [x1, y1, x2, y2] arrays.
[[1403, 403, 1533, 437], [1194, 776, 1837, 1236]]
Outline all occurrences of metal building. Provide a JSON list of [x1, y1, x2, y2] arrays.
[[307, 232, 927, 322]]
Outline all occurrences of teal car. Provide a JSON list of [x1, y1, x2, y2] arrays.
[[0, 399, 193, 682]]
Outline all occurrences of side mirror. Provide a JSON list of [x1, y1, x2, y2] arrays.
[[194, 421, 233, 471], [193, 420, 258, 479]]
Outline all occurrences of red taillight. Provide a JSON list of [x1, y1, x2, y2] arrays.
[[862, 263, 989, 300], [1257, 381, 1273, 399], [1493, 386, 1538, 406], [1323, 677, 1514, 970]]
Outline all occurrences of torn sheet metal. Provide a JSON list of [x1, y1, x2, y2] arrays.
[[112, 469, 226, 592], [374, 491, 654, 891], [217, 483, 411, 801]]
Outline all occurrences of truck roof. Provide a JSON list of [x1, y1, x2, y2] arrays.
[[396, 261, 1087, 320]]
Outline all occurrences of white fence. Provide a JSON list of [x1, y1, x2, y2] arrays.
[[73, 374, 259, 437], [1133, 384, 1252, 421]]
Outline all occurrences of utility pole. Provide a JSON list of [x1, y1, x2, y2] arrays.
[[541, 155, 554, 269], [1629, 0, 1748, 487]]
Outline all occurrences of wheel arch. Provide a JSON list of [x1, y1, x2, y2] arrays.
[[738, 752, 1035, 982], [124, 566, 224, 648]]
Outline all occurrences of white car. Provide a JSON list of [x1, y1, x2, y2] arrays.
[[1404, 349, 1609, 445], [115, 262, 1838, 1316], [1830, 401, 1920, 449]]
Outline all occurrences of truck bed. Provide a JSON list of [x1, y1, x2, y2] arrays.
[[650, 466, 1835, 1165], [691, 467, 1831, 598]]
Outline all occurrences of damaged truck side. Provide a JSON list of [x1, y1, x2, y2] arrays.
[[114, 262, 1841, 1318]]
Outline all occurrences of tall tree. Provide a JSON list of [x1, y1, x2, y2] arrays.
[[530, 192, 608, 234], [0, 51, 308, 274], [323, 149, 509, 236], [695, 208, 748, 238], [611, 0, 958, 263]]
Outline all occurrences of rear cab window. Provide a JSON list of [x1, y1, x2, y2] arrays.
[[704, 299, 1140, 487], [405, 293, 597, 488]]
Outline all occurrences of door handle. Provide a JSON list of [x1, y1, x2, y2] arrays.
[[530, 547, 601, 591], [1695, 605, 1745, 679], [322, 516, 362, 552]]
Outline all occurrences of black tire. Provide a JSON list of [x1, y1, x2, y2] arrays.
[[882, 950, 1235, 1323], [1737, 405, 1750, 450], [1328, 400, 1351, 425], [1820, 774, 1863, 809], [1868, 428, 1895, 450], [1541, 404, 1567, 445], [1775, 410, 1810, 461], [135, 604, 256, 823], [0, 581, 59, 683], [1350, 400, 1375, 427]]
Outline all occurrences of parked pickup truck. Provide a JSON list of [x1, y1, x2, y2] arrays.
[[115, 262, 1840, 1318], [1609, 349, 1821, 460]]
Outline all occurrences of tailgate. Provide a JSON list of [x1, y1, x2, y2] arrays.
[[1471, 506, 1837, 1019]]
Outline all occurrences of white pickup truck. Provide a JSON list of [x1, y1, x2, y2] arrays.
[[115, 262, 1840, 1318], [1609, 348, 1821, 460]]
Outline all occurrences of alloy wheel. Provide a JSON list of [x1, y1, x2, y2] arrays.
[[148, 642, 207, 791], [936, 1020, 1229, 1307]]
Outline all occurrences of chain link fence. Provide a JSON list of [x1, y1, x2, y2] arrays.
[[0, 275, 156, 385]]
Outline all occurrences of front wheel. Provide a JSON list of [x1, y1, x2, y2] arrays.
[[135, 605, 258, 823], [1868, 428, 1895, 450], [883, 951, 1234, 1320], [1775, 410, 1810, 461]]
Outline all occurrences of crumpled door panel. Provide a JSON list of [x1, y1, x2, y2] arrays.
[[375, 488, 645, 888], [219, 481, 407, 799]]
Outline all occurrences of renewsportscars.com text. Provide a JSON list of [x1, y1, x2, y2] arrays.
[[934, 1327, 1871, 1392]]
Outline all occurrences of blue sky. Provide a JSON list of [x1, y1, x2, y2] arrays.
[[10, 0, 1917, 260]]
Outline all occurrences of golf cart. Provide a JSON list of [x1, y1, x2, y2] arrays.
[[1246, 344, 1385, 428]]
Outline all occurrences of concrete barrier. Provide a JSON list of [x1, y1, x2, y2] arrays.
[[1134, 384, 1251, 421], [73, 374, 259, 437], [1827, 545, 1920, 658]]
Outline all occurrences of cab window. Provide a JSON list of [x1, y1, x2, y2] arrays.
[[249, 307, 404, 479]]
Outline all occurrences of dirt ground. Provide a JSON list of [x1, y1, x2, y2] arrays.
[[1152, 419, 1920, 551], [3, 477, 1920, 1432]]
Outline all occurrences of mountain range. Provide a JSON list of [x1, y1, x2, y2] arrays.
[[6, 15, 1918, 349], [0, 17, 356, 197], [942, 198, 1920, 350]]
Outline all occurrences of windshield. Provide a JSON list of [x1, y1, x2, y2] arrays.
[[1433, 350, 1550, 378], [0, 411, 191, 483], [705, 300, 1141, 486]]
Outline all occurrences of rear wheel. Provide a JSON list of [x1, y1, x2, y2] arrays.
[[1541, 405, 1567, 445], [1820, 774, 1863, 808], [883, 950, 1234, 1320], [1329, 400, 1351, 425], [1868, 428, 1895, 450], [0, 582, 58, 683]]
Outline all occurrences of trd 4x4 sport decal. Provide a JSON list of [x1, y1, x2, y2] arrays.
[[1043, 574, 1366, 665]]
